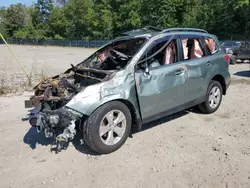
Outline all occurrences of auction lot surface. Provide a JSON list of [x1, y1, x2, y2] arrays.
[[0, 45, 250, 188]]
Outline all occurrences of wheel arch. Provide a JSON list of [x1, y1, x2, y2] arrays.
[[211, 74, 226, 95], [116, 99, 138, 121], [85, 98, 142, 130], [105, 99, 142, 129]]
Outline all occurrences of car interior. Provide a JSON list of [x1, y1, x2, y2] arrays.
[[136, 39, 178, 70], [182, 38, 204, 60], [138, 37, 208, 71], [205, 38, 217, 54], [81, 38, 147, 71]]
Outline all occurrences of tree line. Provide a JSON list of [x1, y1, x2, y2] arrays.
[[0, 0, 249, 41]]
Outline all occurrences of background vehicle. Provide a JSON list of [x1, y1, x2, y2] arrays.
[[221, 40, 241, 55], [221, 40, 250, 64], [231, 41, 250, 64], [25, 28, 231, 154]]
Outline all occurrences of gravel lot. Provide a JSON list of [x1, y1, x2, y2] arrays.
[[0, 45, 250, 188]]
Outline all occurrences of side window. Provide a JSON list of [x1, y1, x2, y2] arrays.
[[240, 42, 246, 48], [204, 37, 218, 55], [181, 38, 205, 60], [139, 38, 179, 69]]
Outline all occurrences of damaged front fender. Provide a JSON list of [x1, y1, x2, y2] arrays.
[[66, 71, 141, 119]]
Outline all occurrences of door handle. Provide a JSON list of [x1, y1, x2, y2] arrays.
[[182, 64, 188, 71], [175, 69, 185, 75], [206, 61, 212, 67]]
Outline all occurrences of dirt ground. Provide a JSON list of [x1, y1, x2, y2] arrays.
[[0, 45, 250, 188]]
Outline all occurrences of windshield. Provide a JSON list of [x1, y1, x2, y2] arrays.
[[77, 37, 148, 71], [221, 41, 241, 47]]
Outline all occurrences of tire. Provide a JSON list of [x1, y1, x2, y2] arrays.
[[230, 55, 237, 65], [82, 101, 132, 154], [198, 80, 223, 114]]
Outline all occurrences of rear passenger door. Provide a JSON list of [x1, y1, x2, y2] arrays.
[[179, 34, 208, 107]]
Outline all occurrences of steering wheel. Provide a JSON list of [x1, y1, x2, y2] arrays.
[[110, 49, 130, 61], [108, 55, 120, 65]]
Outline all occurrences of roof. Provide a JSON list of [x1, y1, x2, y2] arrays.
[[112, 27, 214, 44], [119, 27, 209, 36], [119, 26, 163, 36]]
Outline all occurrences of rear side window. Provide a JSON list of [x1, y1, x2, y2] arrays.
[[204, 37, 218, 55], [181, 38, 205, 60]]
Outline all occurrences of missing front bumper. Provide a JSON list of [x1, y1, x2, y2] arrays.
[[24, 100, 34, 108]]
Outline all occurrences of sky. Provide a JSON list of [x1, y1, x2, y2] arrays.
[[0, 0, 36, 7]]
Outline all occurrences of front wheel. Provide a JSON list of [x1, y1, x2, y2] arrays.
[[198, 80, 223, 114], [83, 101, 132, 154]]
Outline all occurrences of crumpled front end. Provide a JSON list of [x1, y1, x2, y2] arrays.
[[35, 106, 83, 152], [23, 68, 110, 152]]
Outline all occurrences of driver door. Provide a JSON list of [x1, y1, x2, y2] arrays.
[[135, 36, 187, 123]]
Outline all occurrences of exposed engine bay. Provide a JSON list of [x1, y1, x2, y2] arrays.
[[24, 37, 147, 152]]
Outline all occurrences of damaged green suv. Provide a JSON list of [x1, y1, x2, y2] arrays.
[[25, 28, 231, 154]]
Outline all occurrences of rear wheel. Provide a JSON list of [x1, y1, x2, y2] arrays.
[[230, 55, 237, 65], [83, 101, 132, 154], [198, 80, 223, 114]]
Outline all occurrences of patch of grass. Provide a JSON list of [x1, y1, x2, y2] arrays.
[[0, 88, 5, 95], [0, 78, 7, 95], [0, 86, 12, 96], [25, 58, 50, 89]]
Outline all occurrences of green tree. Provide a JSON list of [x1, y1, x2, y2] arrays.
[[0, 7, 7, 37], [56, 0, 68, 6], [88, 0, 113, 39], [28, 0, 54, 39], [48, 6, 69, 39], [140, 0, 187, 28], [3, 4, 28, 37], [63, 0, 94, 39], [32, 0, 53, 25], [107, 0, 141, 35], [14, 6, 45, 40], [1, 0, 250, 41]]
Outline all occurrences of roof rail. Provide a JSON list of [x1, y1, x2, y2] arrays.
[[119, 26, 163, 36], [162, 28, 208, 33]]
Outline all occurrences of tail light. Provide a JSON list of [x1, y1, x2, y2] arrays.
[[224, 55, 230, 63]]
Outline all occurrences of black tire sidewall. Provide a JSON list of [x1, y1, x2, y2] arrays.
[[85, 101, 132, 154], [203, 81, 223, 114], [230, 55, 237, 65]]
